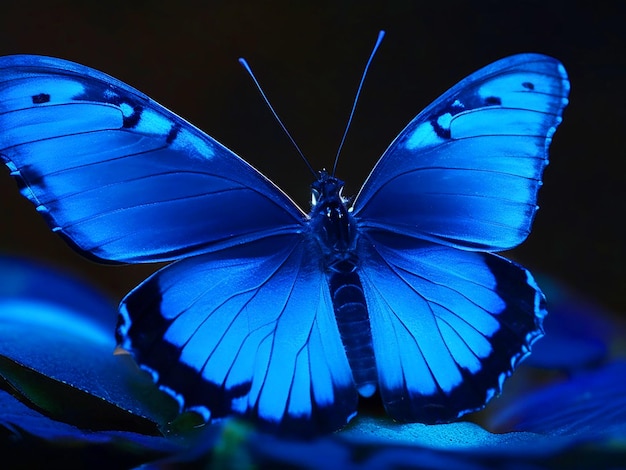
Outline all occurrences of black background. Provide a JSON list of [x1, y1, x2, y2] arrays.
[[1, 1, 624, 315]]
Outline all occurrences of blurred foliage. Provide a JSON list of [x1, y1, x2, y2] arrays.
[[1, 257, 625, 468]]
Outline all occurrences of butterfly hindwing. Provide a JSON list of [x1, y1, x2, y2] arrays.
[[0, 55, 304, 263], [357, 231, 546, 422], [117, 235, 357, 434], [352, 53, 569, 251]]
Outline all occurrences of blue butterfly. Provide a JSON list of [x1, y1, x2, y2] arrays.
[[0, 44, 569, 435]]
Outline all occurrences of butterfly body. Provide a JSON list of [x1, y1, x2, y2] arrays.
[[308, 171, 378, 397], [0, 52, 569, 435]]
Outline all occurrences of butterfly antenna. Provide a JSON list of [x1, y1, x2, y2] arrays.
[[331, 30, 385, 177], [239, 58, 317, 178]]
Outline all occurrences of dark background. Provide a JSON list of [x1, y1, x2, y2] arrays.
[[1, 1, 624, 315]]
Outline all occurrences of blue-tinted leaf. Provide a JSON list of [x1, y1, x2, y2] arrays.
[[0, 255, 117, 331], [0, 388, 180, 467], [523, 277, 617, 370], [0, 256, 178, 430], [487, 361, 626, 441]]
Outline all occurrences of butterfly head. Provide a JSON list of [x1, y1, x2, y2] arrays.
[[310, 170, 348, 208]]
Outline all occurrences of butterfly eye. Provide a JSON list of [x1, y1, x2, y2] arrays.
[[311, 188, 320, 207]]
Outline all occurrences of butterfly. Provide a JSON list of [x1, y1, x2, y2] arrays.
[[0, 44, 569, 435]]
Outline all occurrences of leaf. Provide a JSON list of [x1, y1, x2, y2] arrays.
[[0, 256, 178, 433], [487, 361, 626, 440], [0, 388, 180, 467], [524, 276, 619, 371]]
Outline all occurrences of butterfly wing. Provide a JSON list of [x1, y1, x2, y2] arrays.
[[352, 53, 569, 251], [0, 55, 304, 263], [358, 232, 546, 422], [117, 234, 357, 435], [351, 54, 568, 422]]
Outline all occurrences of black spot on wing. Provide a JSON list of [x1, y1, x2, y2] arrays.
[[166, 123, 181, 145], [31, 93, 50, 104], [522, 81, 535, 90], [484, 96, 502, 106], [430, 119, 451, 139]]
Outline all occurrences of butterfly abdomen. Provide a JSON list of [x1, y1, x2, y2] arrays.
[[328, 263, 377, 398]]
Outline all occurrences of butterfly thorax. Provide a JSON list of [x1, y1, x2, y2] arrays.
[[308, 172, 358, 268]]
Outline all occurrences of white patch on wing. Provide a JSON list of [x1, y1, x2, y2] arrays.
[[133, 108, 174, 136], [170, 127, 215, 160], [404, 121, 444, 150], [436, 112, 452, 131], [119, 102, 134, 117]]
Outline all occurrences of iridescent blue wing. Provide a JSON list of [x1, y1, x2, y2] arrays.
[[0, 55, 304, 263], [352, 53, 569, 251], [358, 232, 546, 422], [351, 54, 568, 422], [117, 235, 357, 435]]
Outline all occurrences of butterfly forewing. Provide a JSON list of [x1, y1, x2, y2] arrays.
[[0, 55, 305, 263], [352, 53, 569, 251]]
